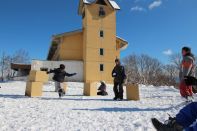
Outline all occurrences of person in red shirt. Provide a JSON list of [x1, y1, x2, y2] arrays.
[[179, 47, 195, 100]]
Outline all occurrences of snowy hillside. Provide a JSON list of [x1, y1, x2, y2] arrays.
[[0, 81, 196, 131]]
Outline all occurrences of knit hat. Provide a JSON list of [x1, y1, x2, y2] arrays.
[[182, 47, 191, 53], [100, 81, 105, 85], [60, 64, 65, 69], [115, 58, 120, 63]]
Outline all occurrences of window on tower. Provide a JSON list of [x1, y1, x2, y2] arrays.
[[82, 11, 85, 19], [100, 30, 104, 37], [96, 0, 107, 5], [99, 7, 105, 17], [100, 64, 104, 71], [100, 48, 104, 55]]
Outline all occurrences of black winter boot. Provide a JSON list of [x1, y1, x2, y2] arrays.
[[151, 117, 183, 131], [113, 97, 118, 100], [58, 89, 63, 98]]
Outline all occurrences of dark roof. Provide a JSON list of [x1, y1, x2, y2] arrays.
[[52, 29, 82, 39], [11, 63, 31, 71]]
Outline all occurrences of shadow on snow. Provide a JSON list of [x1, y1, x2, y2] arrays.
[[0, 94, 28, 99], [40, 97, 115, 102], [72, 107, 173, 112]]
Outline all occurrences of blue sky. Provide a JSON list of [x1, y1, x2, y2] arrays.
[[0, 0, 197, 64]]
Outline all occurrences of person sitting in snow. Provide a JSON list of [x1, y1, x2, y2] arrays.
[[179, 47, 195, 101], [97, 81, 108, 96], [47, 64, 77, 98], [151, 76, 197, 131], [112, 58, 127, 100]]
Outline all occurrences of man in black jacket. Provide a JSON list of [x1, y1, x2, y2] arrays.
[[47, 64, 77, 98], [112, 59, 126, 100]]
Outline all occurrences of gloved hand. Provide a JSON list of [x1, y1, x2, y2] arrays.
[[47, 69, 52, 74], [47, 71, 51, 74], [112, 73, 116, 77], [184, 76, 197, 86]]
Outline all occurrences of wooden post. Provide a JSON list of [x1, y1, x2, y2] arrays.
[[126, 84, 140, 101], [83, 82, 97, 96], [25, 70, 49, 97]]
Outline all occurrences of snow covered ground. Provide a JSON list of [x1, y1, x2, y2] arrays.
[[0, 81, 196, 131]]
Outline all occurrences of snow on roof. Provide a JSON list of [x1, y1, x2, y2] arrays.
[[83, 0, 95, 4], [83, 0, 120, 10], [109, 0, 120, 10], [116, 36, 128, 43]]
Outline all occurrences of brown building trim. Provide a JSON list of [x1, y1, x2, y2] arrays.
[[11, 63, 31, 71]]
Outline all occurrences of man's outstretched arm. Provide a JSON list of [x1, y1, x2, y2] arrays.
[[64, 72, 77, 77]]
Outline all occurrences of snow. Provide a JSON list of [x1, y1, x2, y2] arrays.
[[109, 0, 120, 10], [83, 0, 95, 4], [83, 0, 120, 10], [0, 81, 196, 131]]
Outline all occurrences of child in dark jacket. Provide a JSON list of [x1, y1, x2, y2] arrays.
[[47, 64, 77, 98], [97, 81, 108, 96]]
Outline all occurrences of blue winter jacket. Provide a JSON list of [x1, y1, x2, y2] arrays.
[[176, 102, 197, 131]]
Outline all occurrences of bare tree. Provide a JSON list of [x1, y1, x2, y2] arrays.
[[170, 53, 182, 70], [12, 49, 30, 64], [123, 54, 140, 84], [123, 54, 164, 86], [0, 52, 12, 81], [136, 54, 163, 85], [163, 64, 178, 86], [0, 52, 5, 81], [0, 49, 30, 81]]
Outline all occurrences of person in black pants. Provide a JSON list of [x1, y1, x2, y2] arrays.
[[47, 64, 77, 98], [112, 59, 126, 100]]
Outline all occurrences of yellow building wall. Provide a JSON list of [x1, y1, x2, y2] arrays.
[[59, 32, 83, 60], [50, 1, 123, 84], [83, 2, 120, 84]]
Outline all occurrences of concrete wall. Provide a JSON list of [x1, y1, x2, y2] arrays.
[[31, 60, 83, 82]]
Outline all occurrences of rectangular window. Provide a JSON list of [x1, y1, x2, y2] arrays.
[[99, 7, 105, 16], [82, 11, 85, 19], [100, 64, 104, 71], [96, 0, 107, 5], [100, 48, 104, 55], [100, 30, 104, 37]]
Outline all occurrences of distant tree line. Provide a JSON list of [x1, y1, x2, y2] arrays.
[[123, 53, 197, 87], [0, 49, 30, 81], [0, 48, 196, 87]]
